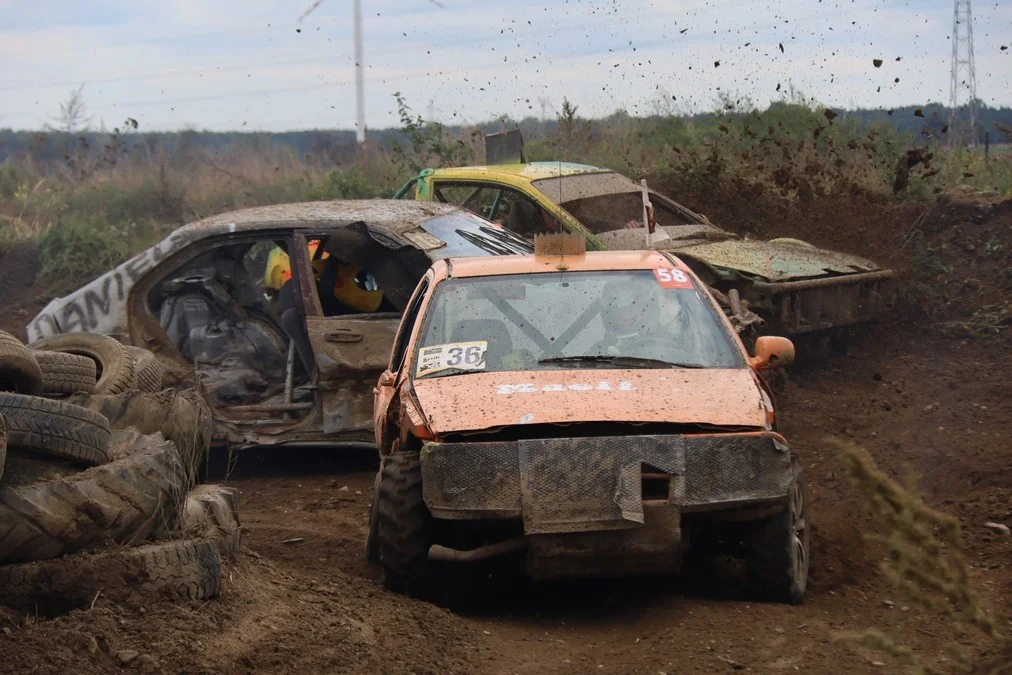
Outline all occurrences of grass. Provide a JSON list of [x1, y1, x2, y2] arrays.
[[1, 98, 1010, 295], [830, 439, 1010, 674]]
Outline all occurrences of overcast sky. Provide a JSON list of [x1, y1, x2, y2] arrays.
[[1, 0, 1009, 132]]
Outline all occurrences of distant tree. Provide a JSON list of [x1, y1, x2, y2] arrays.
[[45, 85, 92, 136]]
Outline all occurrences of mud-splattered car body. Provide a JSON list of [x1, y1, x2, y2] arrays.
[[396, 162, 894, 337], [370, 237, 810, 601], [27, 200, 532, 449]]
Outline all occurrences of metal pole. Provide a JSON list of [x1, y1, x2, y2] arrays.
[[641, 179, 652, 249], [353, 0, 366, 144]]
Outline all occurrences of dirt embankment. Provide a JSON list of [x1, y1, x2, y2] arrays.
[[0, 191, 1010, 674]]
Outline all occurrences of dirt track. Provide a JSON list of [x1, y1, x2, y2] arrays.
[[1, 193, 1010, 673]]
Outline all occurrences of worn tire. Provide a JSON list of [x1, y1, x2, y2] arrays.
[[181, 485, 242, 558], [0, 412, 7, 483], [0, 430, 187, 564], [124, 346, 163, 393], [0, 538, 222, 615], [31, 333, 135, 395], [33, 350, 97, 395], [0, 330, 43, 396], [68, 389, 212, 489], [377, 453, 432, 593], [0, 392, 110, 466], [746, 455, 810, 605], [365, 471, 381, 565]]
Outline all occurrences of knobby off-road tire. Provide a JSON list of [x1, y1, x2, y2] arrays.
[[365, 471, 382, 565], [0, 430, 187, 564], [746, 455, 810, 605], [68, 389, 212, 488], [0, 538, 222, 615], [181, 484, 242, 558], [0, 392, 110, 466], [377, 453, 433, 593], [33, 350, 97, 395], [0, 330, 43, 396], [124, 345, 163, 393], [31, 333, 135, 396], [0, 412, 7, 483]]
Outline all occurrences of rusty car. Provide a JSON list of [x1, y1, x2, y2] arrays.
[[395, 148, 893, 344], [26, 200, 533, 449], [367, 233, 810, 603]]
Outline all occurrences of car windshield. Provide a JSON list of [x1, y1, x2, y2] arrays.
[[420, 211, 533, 257], [530, 173, 707, 234], [413, 270, 743, 379]]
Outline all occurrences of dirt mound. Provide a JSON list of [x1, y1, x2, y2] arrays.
[[0, 242, 44, 342], [0, 192, 1009, 673], [0, 547, 487, 673]]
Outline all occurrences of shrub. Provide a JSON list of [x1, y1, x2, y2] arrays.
[[36, 215, 164, 294]]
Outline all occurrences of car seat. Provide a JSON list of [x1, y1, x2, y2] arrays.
[[507, 198, 540, 237], [449, 318, 513, 370]]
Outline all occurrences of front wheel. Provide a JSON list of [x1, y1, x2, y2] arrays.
[[365, 470, 381, 566], [377, 453, 432, 593], [745, 455, 810, 604]]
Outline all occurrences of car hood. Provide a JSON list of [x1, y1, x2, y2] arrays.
[[411, 368, 767, 436], [662, 236, 884, 282]]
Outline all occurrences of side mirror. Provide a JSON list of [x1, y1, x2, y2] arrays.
[[749, 336, 795, 371], [377, 371, 396, 388]]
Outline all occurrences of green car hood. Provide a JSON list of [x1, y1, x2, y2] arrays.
[[662, 234, 883, 282], [596, 226, 884, 282]]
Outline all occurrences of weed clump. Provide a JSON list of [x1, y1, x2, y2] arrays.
[[831, 439, 1010, 674]]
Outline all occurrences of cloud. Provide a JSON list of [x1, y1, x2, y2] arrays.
[[0, 0, 1008, 131]]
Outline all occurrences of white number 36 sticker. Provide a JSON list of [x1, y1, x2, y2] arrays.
[[416, 341, 488, 377], [653, 267, 693, 289]]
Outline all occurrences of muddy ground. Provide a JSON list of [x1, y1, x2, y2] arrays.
[[0, 191, 1009, 673]]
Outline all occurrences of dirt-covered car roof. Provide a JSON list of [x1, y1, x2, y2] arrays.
[[424, 161, 608, 181], [445, 249, 678, 278], [176, 199, 466, 239]]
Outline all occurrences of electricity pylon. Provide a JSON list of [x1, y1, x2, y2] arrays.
[[948, 0, 978, 147]]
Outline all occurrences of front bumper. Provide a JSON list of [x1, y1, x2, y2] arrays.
[[748, 269, 895, 334], [419, 432, 793, 535]]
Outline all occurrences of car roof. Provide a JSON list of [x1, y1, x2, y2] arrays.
[[175, 199, 465, 237], [426, 161, 610, 181], [444, 250, 676, 278]]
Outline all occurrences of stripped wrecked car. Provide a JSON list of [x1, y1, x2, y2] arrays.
[[397, 156, 894, 341], [368, 234, 810, 603], [26, 200, 532, 449]]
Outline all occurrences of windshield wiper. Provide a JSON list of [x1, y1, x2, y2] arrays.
[[419, 367, 486, 380], [537, 355, 705, 369]]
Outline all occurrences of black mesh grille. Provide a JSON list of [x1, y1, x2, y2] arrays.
[[420, 433, 793, 527], [421, 441, 522, 516], [677, 434, 792, 506]]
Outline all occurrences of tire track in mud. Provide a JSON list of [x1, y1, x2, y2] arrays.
[[2, 327, 1008, 673]]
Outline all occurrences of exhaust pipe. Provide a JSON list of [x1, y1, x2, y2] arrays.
[[428, 537, 527, 563]]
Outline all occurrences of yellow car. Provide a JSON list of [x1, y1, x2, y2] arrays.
[[395, 161, 894, 341]]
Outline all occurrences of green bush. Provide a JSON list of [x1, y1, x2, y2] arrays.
[[36, 215, 162, 293], [305, 166, 393, 201]]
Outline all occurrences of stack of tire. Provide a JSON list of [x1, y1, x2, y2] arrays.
[[0, 330, 241, 615]]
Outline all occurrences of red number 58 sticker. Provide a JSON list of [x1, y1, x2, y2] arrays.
[[653, 267, 694, 289]]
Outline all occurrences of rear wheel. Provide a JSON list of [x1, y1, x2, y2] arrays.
[[365, 470, 381, 565], [377, 452, 432, 593], [746, 455, 810, 604]]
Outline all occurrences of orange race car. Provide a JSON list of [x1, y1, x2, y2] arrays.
[[367, 233, 810, 603]]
